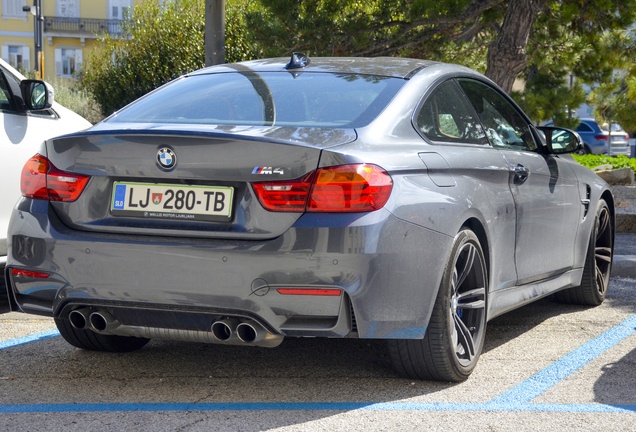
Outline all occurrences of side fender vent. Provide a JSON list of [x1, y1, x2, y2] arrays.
[[581, 185, 591, 220]]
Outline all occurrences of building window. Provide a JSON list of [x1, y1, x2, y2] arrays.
[[2, 0, 27, 19], [1, 45, 30, 72], [55, 48, 82, 78], [108, 0, 132, 20], [9, 47, 23, 70], [62, 49, 75, 75], [56, 0, 79, 18]]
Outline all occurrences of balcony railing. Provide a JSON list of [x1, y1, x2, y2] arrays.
[[44, 17, 125, 36]]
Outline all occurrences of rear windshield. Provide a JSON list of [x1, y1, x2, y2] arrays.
[[108, 72, 405, 128], [600, 122, 624, 133]]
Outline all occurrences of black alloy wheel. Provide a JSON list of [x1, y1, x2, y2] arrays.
[[555, 199, 613, 306], [448, 239, 487, 369]]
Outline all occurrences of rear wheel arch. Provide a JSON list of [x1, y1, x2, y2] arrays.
[[387, 226, 489, 381], [600, 190, 615, 235], [461, 218, 491, 292]]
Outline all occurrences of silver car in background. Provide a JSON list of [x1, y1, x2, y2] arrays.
[[4, 55, 614, 381]]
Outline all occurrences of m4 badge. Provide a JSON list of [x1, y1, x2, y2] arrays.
[[252, 167, 285, 175]]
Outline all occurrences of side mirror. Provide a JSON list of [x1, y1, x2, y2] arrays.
[[20, 80, 54, 110], [537, 126, 581, 154]]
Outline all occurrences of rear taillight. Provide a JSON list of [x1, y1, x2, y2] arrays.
[[253, 164, 393, 213], [595, 135, 609, 141], [21, 154, 90, 202], [252, 172, 315, 212], [307, 164, 393, 212], [21, 155, 48, 199]]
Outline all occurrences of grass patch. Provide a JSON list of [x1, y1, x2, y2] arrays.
[[573, 154, 636, 172]]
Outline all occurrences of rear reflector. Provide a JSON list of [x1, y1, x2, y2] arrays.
[[12, 269, 50, 279], [21, 154, 90, 202], [276, 288, 342, 296], [253, 164, 392, 213]]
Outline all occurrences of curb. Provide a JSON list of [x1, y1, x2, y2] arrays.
[[612, 255, 636, 278]]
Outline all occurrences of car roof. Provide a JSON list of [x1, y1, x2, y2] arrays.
[[190, 57, 439, 79]]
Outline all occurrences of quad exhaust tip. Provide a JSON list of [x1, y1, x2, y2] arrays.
[[211, 318, 240, 342], [236, 321, 266, 343], [88, 311, 119, 332], [69, 308, 93, 330], [68, 308, 283, 347]]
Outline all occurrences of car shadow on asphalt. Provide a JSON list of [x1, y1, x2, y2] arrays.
[[483, 295, 596, 354], [593, 347, 636, 409], [484, 277, 636, 354]]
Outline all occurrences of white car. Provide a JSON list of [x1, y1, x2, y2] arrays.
[[0, 59, 91, 270]]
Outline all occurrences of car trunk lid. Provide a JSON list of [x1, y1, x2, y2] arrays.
[[45, 126, 356, 239]]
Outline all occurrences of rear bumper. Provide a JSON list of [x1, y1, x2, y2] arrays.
[[6, 198, 452, 339], [609, 142, 631, 156]]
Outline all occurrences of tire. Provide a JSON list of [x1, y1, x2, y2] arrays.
[[55, 317, 150, 352], [554, 199, 613, 306], [387, 228, 488, 382], [575, 145, 591, 155]]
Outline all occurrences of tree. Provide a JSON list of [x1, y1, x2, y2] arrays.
[[586, 31, 636, 132], [81, 0, 261, 116], [244, 0, 636, 93]]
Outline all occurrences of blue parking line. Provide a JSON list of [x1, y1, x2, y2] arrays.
[[0, 402, 635, 413], [0, 330, 60, 351], [487, 313, 636, 407]]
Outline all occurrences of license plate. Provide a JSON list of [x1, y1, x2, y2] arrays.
[[110, 182, 234, 221]]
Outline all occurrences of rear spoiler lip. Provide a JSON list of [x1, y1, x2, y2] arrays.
[[56, 124, 358, 150]]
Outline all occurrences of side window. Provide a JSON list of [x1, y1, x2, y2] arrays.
[[575, 122, 594, 133], [0, 72, 17, 112], [457, 79, 536, 151], [416, 79, 488, 145]]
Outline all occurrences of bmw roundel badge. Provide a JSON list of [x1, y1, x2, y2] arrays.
[[157, 147, 177, 170]]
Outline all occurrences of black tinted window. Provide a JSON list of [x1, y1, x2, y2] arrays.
[[458, 79, 536, 151], [416, 80, 488, 145], [576, 122, 594, 133], [109, 72, 405, 128]]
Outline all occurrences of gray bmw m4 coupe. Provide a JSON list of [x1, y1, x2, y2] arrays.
[[4, 55, 614, 381]]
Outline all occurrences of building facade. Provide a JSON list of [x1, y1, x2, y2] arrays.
[[0, 0, 140, 80]]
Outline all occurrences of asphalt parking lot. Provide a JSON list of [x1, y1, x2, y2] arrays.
[[1, 235, 636, 431]]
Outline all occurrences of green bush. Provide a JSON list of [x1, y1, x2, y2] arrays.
[[81, 0, 261, 117], [81, 0, 205, 117], [46, 76, 103, 124], [573, 154, 636, 172]]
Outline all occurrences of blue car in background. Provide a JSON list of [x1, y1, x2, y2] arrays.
[[545, 118, 630, 156]]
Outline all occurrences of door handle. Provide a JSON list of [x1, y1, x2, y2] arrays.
[[513, 164, 530, 183]]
